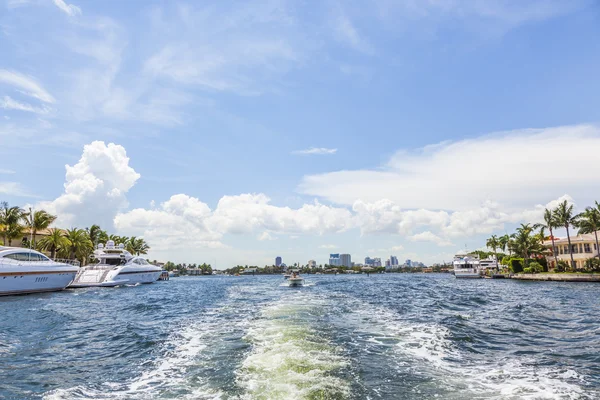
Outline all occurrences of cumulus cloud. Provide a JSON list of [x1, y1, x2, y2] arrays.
[[52, 0, 81, 17], [115, 193, 355, 249], [319, 244, 338, 249], [0, 70, 55, 104], [300, 125, 600, 211], [409, 231, 454, 247], [257, 232, 276, 241], [38, 141, 140, 228], [292, 147, 338, 155]]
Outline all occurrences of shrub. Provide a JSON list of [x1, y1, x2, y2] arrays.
[[508, 258, 524, 273], [528, 262, 544, 273], [523, 267, 533, 273], [584, 258, 600, 273], [555, 260, 570, 273], [501, 256, 511, 266]]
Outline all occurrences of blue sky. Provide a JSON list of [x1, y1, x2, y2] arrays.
[[1, 0, 599, 267]]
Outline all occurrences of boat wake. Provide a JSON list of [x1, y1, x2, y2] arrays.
[[344, 301, 591, 399], [236, 295, 350, 399]]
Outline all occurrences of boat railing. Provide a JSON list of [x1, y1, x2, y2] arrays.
[[54, 259, 81, 267]]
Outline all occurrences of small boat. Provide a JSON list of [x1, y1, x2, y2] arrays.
[[0, 247, 79, 296], [283, 274, 291, 280], [288, 276, 304, 287]]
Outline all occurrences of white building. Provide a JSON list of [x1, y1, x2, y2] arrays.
[[340, 254, 352, 268], [308, 260, 317, 268]]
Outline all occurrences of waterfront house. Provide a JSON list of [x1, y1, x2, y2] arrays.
[[544, 232, 600, 269]]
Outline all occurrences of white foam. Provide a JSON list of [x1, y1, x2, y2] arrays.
[[237, 297, 351, 400], [344, 302, 593, 399]]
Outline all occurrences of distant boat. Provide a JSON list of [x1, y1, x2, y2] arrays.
[[453, 251, 482, 279], [287, 274, 304, 287]]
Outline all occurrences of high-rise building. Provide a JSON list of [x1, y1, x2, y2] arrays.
[[405, 259, 412, 267], [308, 260, 316, 268], [390, 256, 399, 266], [275, 256, 282, 267], [365, 256, 382, 267], [340, 254, 352, 268], [385, 259, 391, 267], [329, 253, 341, 266]]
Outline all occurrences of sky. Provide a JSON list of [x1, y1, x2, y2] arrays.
[[1, 0, 599, 267]]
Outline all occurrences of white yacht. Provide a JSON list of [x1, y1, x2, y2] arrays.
[[453, 251, 482, 279], [69, 240, 162, 288], [0, 247, 79, 296]]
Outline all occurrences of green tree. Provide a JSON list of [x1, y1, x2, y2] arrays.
[[23, 209, 57, 247], [486, 235, 500, 261], [65, 228, 94, 265], [126, 236, 150, 255], [499, 234, 511, 256], [37, 228, 70, 259], [86, 224, 104, 247], [553, 200, 577, 270], [575, 204, 600, 259], [510, 224, 544, 266], [534, 208, 559, 269], [0, 202, 24, 246]]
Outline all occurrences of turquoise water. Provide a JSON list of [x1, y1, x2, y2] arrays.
[[1, 274, 599, 399]]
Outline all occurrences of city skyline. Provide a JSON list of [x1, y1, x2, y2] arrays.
[[1, 1, 599, 267]]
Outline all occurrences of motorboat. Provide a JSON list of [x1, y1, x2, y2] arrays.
[[453, 251, 482, 279], [0, 246, 79, 296], [288, 275, 304, 287], [69, 240, 162, 288]]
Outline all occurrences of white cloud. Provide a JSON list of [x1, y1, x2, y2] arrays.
[[0, 70, 55, 104], [293, 147, 338, 155], [38, 141, 140, 229], [52, 0, 81, 17], [0, 169, 15, 174], [390, 245, 404, 251], [300, 125, 600, 211], [257, 232, 276, 241], [0, 96, 51, 114], [0, 182, 36, 197], [115, 194, 354, 250], [319, 244, 338, 249], [143, 2, 305, 95], [409, 231, 454, 247]]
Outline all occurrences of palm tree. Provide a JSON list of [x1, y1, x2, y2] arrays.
[[6, 222, 24, 246], [0, 202, 24, 245], [37, 228, 70, 259], [534, 208, 559, 269], [510, 223, 546, 266], [86, 224, 104, 247], [65, 228, 93, 265], [553, 200, 577, 270], [126, 236, 150, 255], [23, 210, 57, 247], [575, 205, 600, 259], [486, 235, 500, 261], [499, 234, 510, 257]]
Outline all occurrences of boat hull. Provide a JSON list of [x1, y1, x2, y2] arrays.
[[69, 268, 162, 288], [288, 278, 304, 287], [0, 269, 78, 296]]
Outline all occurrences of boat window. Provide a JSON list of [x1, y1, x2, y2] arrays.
[[103, 258, 122, 266], [4, 252, 41, 261]]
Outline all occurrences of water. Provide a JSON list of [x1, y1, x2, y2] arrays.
[[1, 274, 599, 399]]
